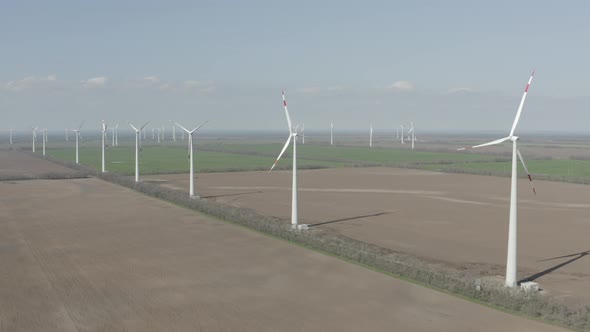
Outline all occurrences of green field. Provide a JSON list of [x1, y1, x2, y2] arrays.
[[45, 145, 347, 175], [40, 140, 590, 184], [422, 159, 590, 181], [199, 143, 499, 164]]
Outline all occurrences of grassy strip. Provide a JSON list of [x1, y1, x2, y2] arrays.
[[38, 153, 590, 331]]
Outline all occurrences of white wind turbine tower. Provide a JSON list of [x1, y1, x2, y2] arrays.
[[143, 127, 146, 140], [408, 121, 415, 150], [330, 122, 334, 145], [170, 120, 176, 142], [101, 121, 107, 173], [65, 128, 69, 142], [42, 129, 47, 155], [9, 128, 13, 145], [396, 127, 399, 141], [270, 90, 304, 229], [129, 121, 150, 182], [157, 128, 161, 143], [302, 123, 305, 144], [400, 125, 404, 144], [175, 121, 208, 198], [369, 124, 373, 148], [114, 123, 119, 146], [458, 70, 536, 288], [111, 125, 116, 147], [72, 121, 84, 164], [31, 127, 38, 152]]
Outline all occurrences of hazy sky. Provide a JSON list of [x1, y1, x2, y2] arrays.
[[1, 1, 590, 133]]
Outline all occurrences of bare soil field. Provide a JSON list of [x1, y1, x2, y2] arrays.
[[0, 177, 569, 331], [148, 168, 590, 307], [0, 150, 77, 178]]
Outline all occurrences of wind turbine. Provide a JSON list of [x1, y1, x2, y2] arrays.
[[157, 128, 161, 143], [396, 127, 399, 141], [9, 129, 13, 145], [458, 70, 536, 288], [175, 121, 208, 198], [408, 121, 415, 150], [170, 120, 176, 142], [65, 128, 69, 142], [31, 127, 38, 152], [114, 123, 119, 146], [101, 121, 107, 173], [369, 124, 373, 148], [111, 125, 116, 147], [330, 122, 334, 145], [142, 127, 146, 140], [72, 121, 84, 164], [400, 125, 404, 144], [302, 123, 305, 144], [42, 129, 47, 155], [129, 121, 150, 182], [270, 90, 303, 229]]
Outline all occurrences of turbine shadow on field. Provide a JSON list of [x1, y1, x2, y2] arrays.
[[518, 250, 589, 285], [201, 191, 263, 199], [310, 212, 392, 228]]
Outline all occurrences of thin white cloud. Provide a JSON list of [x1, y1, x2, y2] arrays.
[[446, 87, 472, 94], [296, 86, 345, 95], [5, 75, 57, 91], [81, 76, 107, 88], [142, 76, 160, 84], [183, 80, 216, 94], [387, 80, 414, 91]]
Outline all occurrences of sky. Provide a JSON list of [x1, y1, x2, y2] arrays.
[[1, 0, 590, 134]]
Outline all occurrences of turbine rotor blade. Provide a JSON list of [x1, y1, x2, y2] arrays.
[[190, 120, 209, 133], [269, 135, 293, 171], [282, 90, 293, 134], [78, 120, 85, 130], [457, 136, 511, 151], [509, 70, 535, 137], [128, 122, 139, 132], [471, 136, 511, 149], [517, 148, 536, 195], [140, 121, 150, 130], [175, 122, 190, 133]]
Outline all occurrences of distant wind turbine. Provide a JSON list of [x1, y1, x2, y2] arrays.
[[302, 123, 305, 144], [369, 124, 373, 148], [400, 125, 404, 144], [42, 129, 47, 155], [458, 70, 537, 288], [31, 127, 38, 152], [170, 121, 176, 142], [72, 121, 84, 164], [101, 121, 107, 173], [408, 121, 415, 150], [175, 121, 208, 198], [330, 122, 334, 145], [129, 121, 150, 182]]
